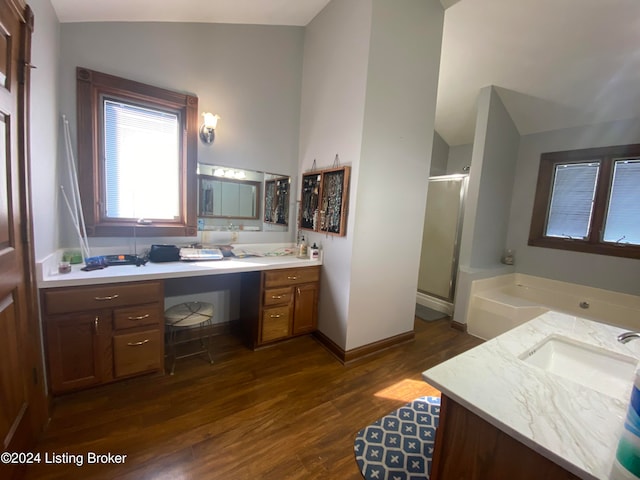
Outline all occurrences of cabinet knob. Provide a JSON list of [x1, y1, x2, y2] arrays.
[[270, 314, 281, 318], [127, 314, 150, 321], [271, 295, 283, 299], [287, 276, 298, 280], [94, 294, 119, 301], [94, 317, 99, 334], [127, 339, 150, 347]]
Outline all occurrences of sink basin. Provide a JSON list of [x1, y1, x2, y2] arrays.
[[519, 335, 637, 398]]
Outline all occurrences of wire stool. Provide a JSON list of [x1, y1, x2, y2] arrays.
[[164, 301, 214, 375]]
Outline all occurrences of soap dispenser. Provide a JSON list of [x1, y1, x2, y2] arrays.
[[298, 236, 307, 258]]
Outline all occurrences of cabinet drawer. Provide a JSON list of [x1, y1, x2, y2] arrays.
[[261, 305, 291, 343], [263, 266, 320, 288], [43, 281, 163, 315], [113, 304, 161, 330], [113, 329, 162, 378], [263, 287, 292, 306]]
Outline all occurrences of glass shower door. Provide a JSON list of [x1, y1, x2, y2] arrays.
[[417, 175, 467, 302]]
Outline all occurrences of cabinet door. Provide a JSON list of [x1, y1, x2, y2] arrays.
[[45, 311, 111, 394], [293, 283, 318, 335]]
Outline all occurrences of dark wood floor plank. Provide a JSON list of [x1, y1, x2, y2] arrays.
[[24, 317, 482, 479]]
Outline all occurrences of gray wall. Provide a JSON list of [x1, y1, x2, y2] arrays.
[[298, 0, 371, 348], [447, 143, 472, 174], [460, 86, 520, 269], [57, 22, 304, 248], [299, 0, 444, 350], [454, 86, 519, 324], [30, 0, 60, 261], [430, 131, 449, 176], [507, 118, 640, 295], [347, 0, 443, 350]]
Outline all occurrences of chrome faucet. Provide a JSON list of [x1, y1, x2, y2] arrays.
[[617, 332, 640, 344]]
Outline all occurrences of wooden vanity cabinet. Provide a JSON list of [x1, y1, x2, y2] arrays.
[[292, 282, 319, 335], [241, 266, 320, 349], [431, 395, 580, 480], [44, 310, 112, 393], [41, 280, 164, 395]]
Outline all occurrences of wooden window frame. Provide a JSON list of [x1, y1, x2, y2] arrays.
[[528, 143, 640, 259], [76, 67, 198, 237]]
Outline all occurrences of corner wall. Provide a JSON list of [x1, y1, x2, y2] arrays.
[[298, 0, 444, 351], [454, 86, 520, 325], [298, 0, 372, 348], [30, 0, 60, 261], [431, 131, 449, 176], [346, 0, 444, 350]]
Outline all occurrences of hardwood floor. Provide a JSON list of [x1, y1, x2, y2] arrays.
[[25, 317, 483, 480]]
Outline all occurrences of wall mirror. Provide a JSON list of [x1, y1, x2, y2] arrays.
[[264, 176, 290, 226], [197, 164, 290, 231]]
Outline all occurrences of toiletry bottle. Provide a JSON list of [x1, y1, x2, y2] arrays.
[[612, 368, 640, 479], [310, 243, 319, 259], [299, 236, 307, 258]]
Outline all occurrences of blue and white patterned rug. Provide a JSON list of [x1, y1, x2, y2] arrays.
[[354, 396, 441, 480]]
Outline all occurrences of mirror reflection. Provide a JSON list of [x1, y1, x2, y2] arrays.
[[198, 175, 260, 219], [197, 164, 290, 232], [264, 176, 290, 226]]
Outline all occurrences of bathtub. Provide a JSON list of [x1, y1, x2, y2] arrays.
[[467, 273, 640, 340]]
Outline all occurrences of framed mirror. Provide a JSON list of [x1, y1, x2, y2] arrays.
[[300, 172, 321, 230], [319, 166, 350, 235], [264, 176, 290, 226]]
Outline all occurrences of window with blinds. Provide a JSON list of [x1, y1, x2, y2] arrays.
[[76, 67, 198, 237], [603, 159, 640, 246], [529, 144, 640, 259], [545, 162, 599, 240], [103, 99, 180, 220]]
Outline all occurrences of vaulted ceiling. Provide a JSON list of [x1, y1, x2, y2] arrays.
[[50, 0, 640, 146]]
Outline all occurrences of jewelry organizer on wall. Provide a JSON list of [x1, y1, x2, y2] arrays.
[[264, 176, 290, 225], [299, 166, 350, 236], [300, 172, 321, 231]]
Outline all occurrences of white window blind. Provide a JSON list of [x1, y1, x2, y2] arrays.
[[603, 159, 640, 245], [545, 162, 599, 239], [104, 99, 180, 220]]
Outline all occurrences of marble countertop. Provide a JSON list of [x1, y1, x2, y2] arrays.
[[422, 311, 640, 480], [38, 253, 322, 289]]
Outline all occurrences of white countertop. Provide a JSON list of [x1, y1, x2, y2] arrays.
[[38, 254, 322, 288], [422, 311, 640, 480]]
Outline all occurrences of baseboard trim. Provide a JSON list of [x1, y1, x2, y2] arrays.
[[416, 291, 453, 315], [312, 330, 345, 362], [450, 320, 467, 332], [313, 330, 415, 365]]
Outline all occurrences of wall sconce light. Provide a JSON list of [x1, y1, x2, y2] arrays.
[[200, 112, 220, 144]]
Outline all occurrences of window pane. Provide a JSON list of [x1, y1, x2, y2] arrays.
[[603, 159, 640, 245], [545, 162, 599, 239], [104, 100, 180, 220]]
